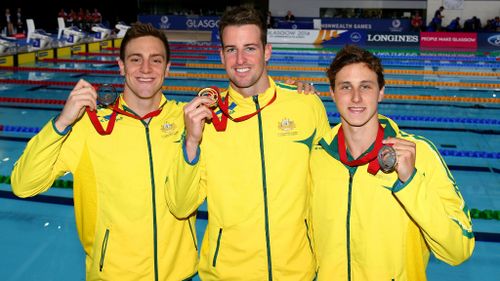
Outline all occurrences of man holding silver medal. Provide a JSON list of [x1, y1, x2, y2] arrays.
[[11, 23, 199, 280], [166, 6, 330, 280], [310, 45, 475, 280]]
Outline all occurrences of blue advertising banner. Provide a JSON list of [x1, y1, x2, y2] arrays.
[[320, 18, 410, 33], [364, 32, 420, 47], [275, 21, 314, 29], [320, 30, 367, 46], [138, 15, 220, 31], [478, 33, 500, 50], [139, 15, 410, 33]]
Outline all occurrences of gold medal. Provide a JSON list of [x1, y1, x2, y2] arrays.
[[197, 87, 219, 108]]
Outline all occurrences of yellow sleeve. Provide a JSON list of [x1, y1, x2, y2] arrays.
[[11, 118, 74, 197], [165, 140, 206, 219], [393, 139, 475, 265]]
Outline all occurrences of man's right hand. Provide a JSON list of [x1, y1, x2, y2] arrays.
[[55, 79, 97, 133], [183, 96, 214, 161]]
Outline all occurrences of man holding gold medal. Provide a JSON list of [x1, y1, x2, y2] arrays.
[[166, 6, 330, 280], [310, 45, 475, 280]]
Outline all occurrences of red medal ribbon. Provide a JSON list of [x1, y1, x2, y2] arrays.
[[337, 123, 385, 175], [208, 86, 277, 132], [86, 98, 163, 135]]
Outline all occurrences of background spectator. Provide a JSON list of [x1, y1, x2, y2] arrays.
[[4, 8, 14, 36], [410, 11, 423, 32], [266, 11, 275, 28], [446, 17, 461, 32], [433, 6, 445, 31], [284, 10, 295, 21], [15, 8, 23, 34]]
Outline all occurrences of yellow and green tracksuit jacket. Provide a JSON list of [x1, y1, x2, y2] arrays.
[[166, 77, 330, 280], [11, 95, 198, 281], [310, 115, 475, 281]]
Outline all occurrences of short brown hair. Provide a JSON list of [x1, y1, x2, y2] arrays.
[[326, 45, 385, 89], [119, 22, 170, 62], [218, 6, 267, 46]]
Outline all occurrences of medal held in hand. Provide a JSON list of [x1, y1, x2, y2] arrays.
[[378, 145, 397, 173], [97, 84, 118, 106], [197, 87, 219, 108]]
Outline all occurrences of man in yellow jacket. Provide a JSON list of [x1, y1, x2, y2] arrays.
[[166, 6, 330, 280], [310, 45, 475, 280], [11, 23, 198, 281]]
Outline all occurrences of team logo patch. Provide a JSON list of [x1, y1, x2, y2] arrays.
[[278, 118, 298, 136], [161, 122, 178, 136]]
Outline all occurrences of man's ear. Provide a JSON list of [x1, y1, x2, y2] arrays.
[[264, 43, 272, 63], [164, 62, 171, 78], [118, 59, 125, 76], [329, 86, 335, 102], [219, 48, 225, 65], [378, 86, 385, 102]]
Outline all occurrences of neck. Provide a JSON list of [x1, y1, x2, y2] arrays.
[[123, 93, 161, 117], [233, 75, 270, 98], [342, 119, 379, 159]]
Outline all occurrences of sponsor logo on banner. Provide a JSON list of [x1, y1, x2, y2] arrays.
[[487, 35, 500, 47], [350, 32, 361, 43], [186, 18, 219, 29], [267, 29, 317, 43], [37, 51, 48, 58], [367, 34, 418, 43], [160, 16, 171, 29], [389, 19, 403, 32], [420, 32, 477, 48], [322, 23, 372, 30]]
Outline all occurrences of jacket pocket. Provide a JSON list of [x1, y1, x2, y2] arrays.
[[99, 229, 110, 272], [304, 219, 314, 254], [212, 228, 223, 267], [188, 219, 198, 251]]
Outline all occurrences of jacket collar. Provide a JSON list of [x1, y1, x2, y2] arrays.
[[320, 114, 398, 161], [225, 76, 276, 108]]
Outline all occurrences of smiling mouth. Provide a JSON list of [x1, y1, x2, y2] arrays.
[[137, 77, 154, 82], [349, 107, 365, 113], [235, 67, 250, 73]]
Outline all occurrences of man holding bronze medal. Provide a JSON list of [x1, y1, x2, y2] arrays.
[[11, 23, 199, 280], [310, 45, 475, 280], [166, 6, 330, 280]]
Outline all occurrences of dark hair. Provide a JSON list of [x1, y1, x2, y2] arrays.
[[218, 6, 267, 46], [326, 45, 385, 89], [119, 22, 170, 62]]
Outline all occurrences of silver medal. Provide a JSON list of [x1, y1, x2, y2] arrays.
[[97, 84, 118, 106], [378, 145, 397, 173]]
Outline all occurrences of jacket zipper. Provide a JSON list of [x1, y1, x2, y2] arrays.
[[347, 172, 354, 281], [254, 95, 273, 281], [99, 229, 110, 272], [145, 125, 159, 281]]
